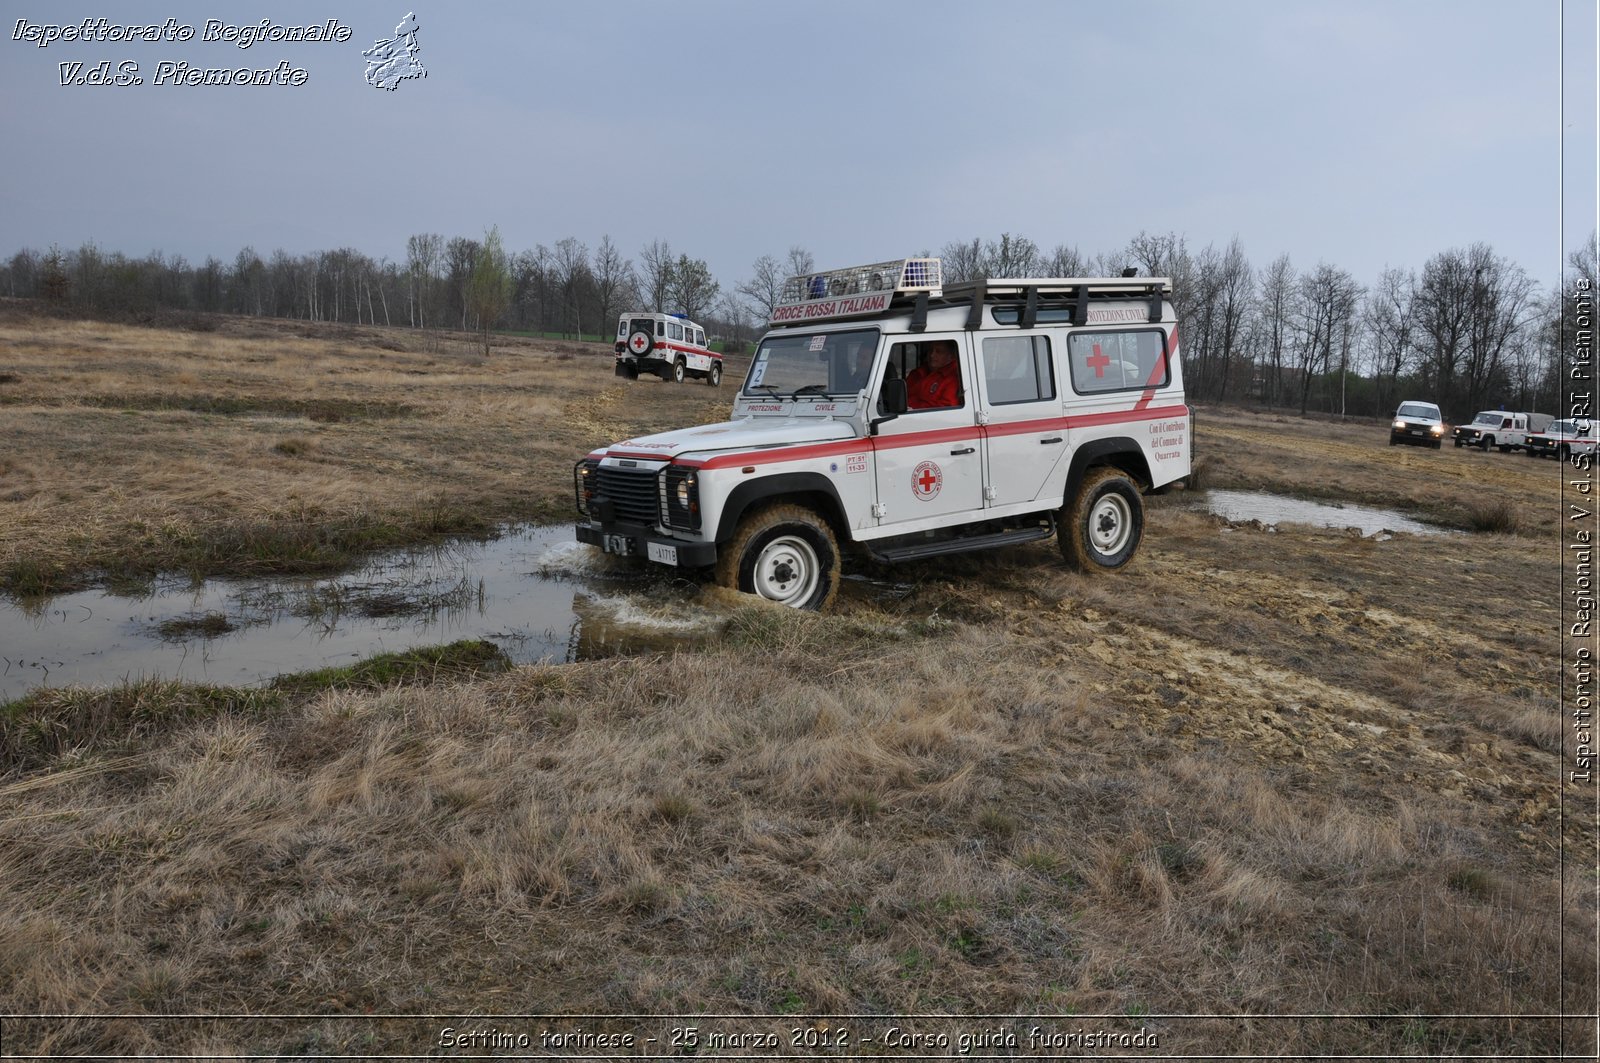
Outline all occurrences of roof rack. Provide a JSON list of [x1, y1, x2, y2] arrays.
[[768, 257, 1173, 329], [941, 276, 1172, 329]]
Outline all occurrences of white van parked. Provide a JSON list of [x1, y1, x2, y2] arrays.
[[614, 312, 722, 385]]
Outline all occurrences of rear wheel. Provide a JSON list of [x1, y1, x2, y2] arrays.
[[673, 358, 686, 384], [1060, 467, 1144, 572], [716, 504, 840, 611]]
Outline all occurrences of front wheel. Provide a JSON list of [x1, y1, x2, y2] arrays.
[[1060, 467, 1144, 572], [715, 504, 840, 610], [1479, 436, 1492, 451], [673, 358, 687, 384], [707, 362, 722, 387]]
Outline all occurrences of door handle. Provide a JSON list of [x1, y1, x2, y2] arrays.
[[1039, 436, 1062, 444], [950, 447, 975, 456]]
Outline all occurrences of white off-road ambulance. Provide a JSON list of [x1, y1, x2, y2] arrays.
[[614, 311, 722, 385], [577, 258, 1192, 609]]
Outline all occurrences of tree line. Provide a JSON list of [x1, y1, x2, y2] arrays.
[[3, 229, 1593, 420]]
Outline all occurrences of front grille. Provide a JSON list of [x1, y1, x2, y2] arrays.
[[595, 465, 662, 526]]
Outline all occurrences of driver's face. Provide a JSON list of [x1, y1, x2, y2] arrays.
[[927, 343, 954, 368]]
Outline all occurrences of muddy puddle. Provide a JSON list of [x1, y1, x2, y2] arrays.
[[1, 526, 728, 703], [1197, 489, 1449, 537]]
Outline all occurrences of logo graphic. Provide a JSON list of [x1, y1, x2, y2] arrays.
[[912, 460, 943, 501], [363, 12, 425, 90], [628, 332, 652, 355]]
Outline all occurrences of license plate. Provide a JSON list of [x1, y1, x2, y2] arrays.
[[603, 534, 634, 556], [647, 542, 678, 566]]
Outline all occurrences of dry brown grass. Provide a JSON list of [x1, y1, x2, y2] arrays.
[[0, 313, 1589, 1056], [0, 310, 742, 593]]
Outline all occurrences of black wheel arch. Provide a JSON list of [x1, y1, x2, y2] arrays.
[[1064, 437, 1152, 503], [713, 473, 850, 544]]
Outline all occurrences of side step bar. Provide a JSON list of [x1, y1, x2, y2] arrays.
[[869, 519, 1055, 563]]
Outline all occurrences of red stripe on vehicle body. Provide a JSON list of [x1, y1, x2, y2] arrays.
[[655, 405, 1186, 470], [649, 339, 721, 360]]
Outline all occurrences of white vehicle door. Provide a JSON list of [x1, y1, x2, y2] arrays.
[[873, 335, 983, 528], [975, 332, 1066, 508]]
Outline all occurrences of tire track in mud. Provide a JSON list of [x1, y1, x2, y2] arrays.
[[1025, 599, 1564, 837], [563, 384, 630, 444]]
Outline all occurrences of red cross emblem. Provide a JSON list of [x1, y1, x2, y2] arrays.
[[912, 460, 943, 500], [1086, 342, 1111, 378], [628, 332, 652, 355]]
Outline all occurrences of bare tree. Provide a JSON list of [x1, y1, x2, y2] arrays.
[[1414, 244, 1532, 413], [1292, 263, 1362, 416], [591, 235, 635, 339], [938, 237, 984, 283], [738, 254, 786, 322], [1044, 243, 1087, 277], [785, 246, 814, 278], [552, 237, 591, 339], [640, 239, 675, 312], [444, 236, 479, 330], [1212, 238, 1254, 401], [1364, 267, 1416, 413], [979, 233, 1041, 278], [406, 233, 442, 328], [716, 291, 753, 351], [670, 254, 720, 321], [1570, 230, 1598, 295], [1256, 255, 1297, 406]]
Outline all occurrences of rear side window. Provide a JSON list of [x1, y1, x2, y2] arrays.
[[669, 322, 683, 341], [1067, 330, 1167, 394], [981, 335, 1054, 404]]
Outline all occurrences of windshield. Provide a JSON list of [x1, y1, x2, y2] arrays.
[[1471, 412, 1502, 426], [745, 328, 880, 397], [1397, 403, 1439, 419]]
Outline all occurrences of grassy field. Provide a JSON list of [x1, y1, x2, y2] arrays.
[[0, 308, 1592, 1057]]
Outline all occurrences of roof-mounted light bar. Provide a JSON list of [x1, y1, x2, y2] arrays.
[[771, 258, 943, 324]]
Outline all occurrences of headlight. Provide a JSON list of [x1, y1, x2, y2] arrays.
[[662, 466, 701, 531], [574, 459, 600, 515], [1393, 420, 1406, 429], [1430, 425, 1443, 434]]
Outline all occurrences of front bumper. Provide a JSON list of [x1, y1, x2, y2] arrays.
[[576, 521, 718, 568], [1391, 425, 1442, 445]]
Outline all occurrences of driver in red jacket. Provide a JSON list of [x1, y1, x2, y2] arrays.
[[906, 339, 960, 409]]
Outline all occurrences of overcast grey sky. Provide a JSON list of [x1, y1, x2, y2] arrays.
[[2, 0, 1594, 291]]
